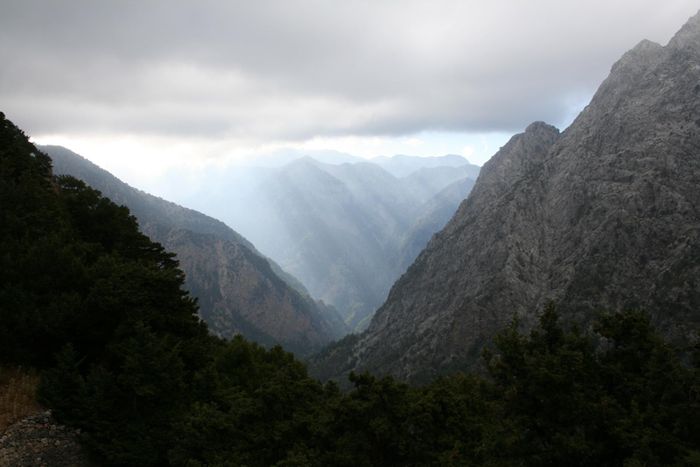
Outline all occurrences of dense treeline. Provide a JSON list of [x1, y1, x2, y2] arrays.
[[1, 111, 698, 466]]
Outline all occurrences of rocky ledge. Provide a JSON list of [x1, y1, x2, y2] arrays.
[[0, 411, 93, 466]]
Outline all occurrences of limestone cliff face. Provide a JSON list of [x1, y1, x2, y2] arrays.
[[47, 146, 347, 355], [314, 12, 700, 381]]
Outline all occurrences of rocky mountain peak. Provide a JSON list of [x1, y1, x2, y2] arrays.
[[524, 120, 557, 134], [466, 121, 559, 203], [669, 10, 700, 51], [610, 39, 663, 74]]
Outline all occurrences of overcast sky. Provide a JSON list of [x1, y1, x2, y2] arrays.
[[1, 1, 697, 188]]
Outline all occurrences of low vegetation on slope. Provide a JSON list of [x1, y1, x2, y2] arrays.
[[1, 111, 698, 466], [0, 367, 41, 431]]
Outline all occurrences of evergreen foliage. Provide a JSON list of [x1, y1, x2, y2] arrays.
[[0, 112, 698, 465]]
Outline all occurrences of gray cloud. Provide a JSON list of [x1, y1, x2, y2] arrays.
[[1, 0, 697, 143]]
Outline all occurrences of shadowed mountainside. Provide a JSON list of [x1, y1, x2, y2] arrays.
[[46, 146, 347, 355]]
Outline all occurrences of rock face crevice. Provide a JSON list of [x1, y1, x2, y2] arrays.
[[313, 11, 700, 382]]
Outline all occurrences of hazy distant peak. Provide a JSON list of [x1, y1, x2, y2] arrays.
[[442, 154, 473, 164], [285, 155, 321, 167], [280, 156, 353, 177], [245, 149, 363, 168], [276, 157, 349, 192], [300, 150, 364, 165], [371, 153, 475, 178], [375, 154, 469, 164], [342, 160, 397, 175]]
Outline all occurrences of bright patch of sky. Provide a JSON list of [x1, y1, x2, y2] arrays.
[[31, 130, 510, 195]]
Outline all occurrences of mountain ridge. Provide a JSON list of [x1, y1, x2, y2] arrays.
[[46, 145, 348, 355], [312, 11, 700, 382], [372, 153, 477, 178]]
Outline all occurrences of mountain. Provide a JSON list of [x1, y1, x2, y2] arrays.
[[396, 177, 476, 272], [313, 12, 700, 382], [243, 148, 364, 168], [45, 145, 347, 355], [174, 157, 478, 330], [239, 158, 410, 330], [372, 154, 478, 178], [153, 156, 479, 331], [7, 112, 694, 467], [400, 165, 479, 205]]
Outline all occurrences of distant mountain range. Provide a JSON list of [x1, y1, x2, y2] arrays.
[[372, 154, 480, 178], [46, 146, 347, 356], [312, 12, 700, 382], [163, 155, 480, 330], [240, 149, 364, 168]]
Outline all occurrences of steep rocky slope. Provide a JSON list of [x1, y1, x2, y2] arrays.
[[47, 146, 347, 355], [314, 12, 700, 381]]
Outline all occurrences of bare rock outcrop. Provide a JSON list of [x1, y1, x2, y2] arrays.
[[0, 411, 93, 467]]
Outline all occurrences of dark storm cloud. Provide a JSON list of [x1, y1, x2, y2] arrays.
[[0, 0, 697, 142]]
